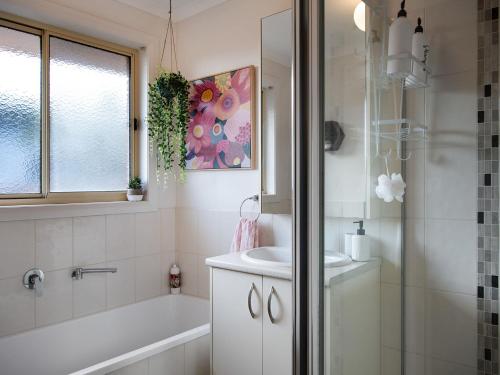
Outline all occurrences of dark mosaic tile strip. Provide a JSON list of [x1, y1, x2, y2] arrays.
[[479, 1, 500, 374]]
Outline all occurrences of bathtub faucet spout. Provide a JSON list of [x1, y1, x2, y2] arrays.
[[72, 267, 117, 280]]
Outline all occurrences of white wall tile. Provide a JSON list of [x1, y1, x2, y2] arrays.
[[425, 290, 476, 366], [405, 149, 425, 219], [258, 213, 274, 247], [215, 211, 240, 254], [379, 219, 402, 285], [175, 208, 198, 252], [425, 146, 476, 221], [425, 357, 476, 375], [196, 256, 210, 300], [160, 208, 175, 253], [35, 218, 72, 271], [0, 220, 35, 279], [405, 352, 425, 375], [107, 258, 135, 309], [0, 277, 35, 336], [35, 268, 72, 327], [272, 214, 292, 247], [149, 345, 185, 375], [135, 254, 161, 301], [73, 216, 106, 266], [135, 212, 160, 256], [176, 252, 198, 296], [381, 347, 401, 375], [108, 359, 149, 375], [405, 286, 425, 355], [426, 219, 476, 295], [185, 335, 210, 375], [73, 262, 106, 318], [405, 219, 425, 288], [106, 214, 135, 261], [196, 210, 219, 256], [381, 283, 401, 350]]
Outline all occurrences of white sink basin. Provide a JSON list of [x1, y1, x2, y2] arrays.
[[240, 247, 351, 268]]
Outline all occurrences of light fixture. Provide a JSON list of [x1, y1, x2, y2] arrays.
[[353, 1, 366, 32]]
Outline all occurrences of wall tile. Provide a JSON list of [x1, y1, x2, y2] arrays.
[[160, 208, 175, 253], [196, 210, 219, 256], [405, 150, 425, 219], [258, 213, 274, 247], [382, 283, 401, 349], [73, 216, 106, 266], [185, 335, 210, 375], [405, 219, 425, 288], [35, 268, 72, 327], [149, 345, 185, 375], [381, 347, 401, 375], [425, 146, 476, 220], [215, 211, 239, 255], [176, 252, 198, 296], [107, 258, 135, 309], [160, 251, 175, 295], [135, 212, 160, 256], [106, 214, 135, 261], [0, 220, 34, 279], [426, 219, 476, 294], [379, 219, 402, 285], [0, 277, 34, 336], [272, 214, 292, 247], [35, 218, 72, 271], [135, 254, 161, 301], [425, 357, 476, 375], [108, 359, 148, 375], [73, 262, 106, 318], [176, 208, 198, 253], [405, 352, 425, 375], [197, 255, 210, 300], [405, 286, 425, 355], [425, 290, 476, 366]]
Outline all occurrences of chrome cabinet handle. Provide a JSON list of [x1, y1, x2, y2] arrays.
[[248, 283, 257, 318], [267, 286, 277, 324]]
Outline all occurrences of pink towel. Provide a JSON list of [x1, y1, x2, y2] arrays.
[[230, 218, 259, 253]]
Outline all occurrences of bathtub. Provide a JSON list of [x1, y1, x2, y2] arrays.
[[0, 294, 210, 375]]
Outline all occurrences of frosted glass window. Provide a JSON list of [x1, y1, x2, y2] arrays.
[[49, 37, 130, 192], [0, 26, 41, 194]]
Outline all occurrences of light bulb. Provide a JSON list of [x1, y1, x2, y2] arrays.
[[353, 1, 366, 32]]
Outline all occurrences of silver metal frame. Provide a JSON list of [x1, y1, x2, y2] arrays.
[[292, 0, 324, 373]]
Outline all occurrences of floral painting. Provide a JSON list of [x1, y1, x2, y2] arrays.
[[186, 66, 255, 170]]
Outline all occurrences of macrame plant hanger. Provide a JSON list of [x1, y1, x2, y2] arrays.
[[160, 0, 179, 72]]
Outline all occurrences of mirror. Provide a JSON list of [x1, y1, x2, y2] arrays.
[[260, 9, 293, 214]]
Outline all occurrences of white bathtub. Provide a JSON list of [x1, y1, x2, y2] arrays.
[[0, 294, 210, 375]]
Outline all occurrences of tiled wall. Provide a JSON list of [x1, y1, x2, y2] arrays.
[[175, 207, 291, 299], [478, 0, 500, 373], [384, 0, 478, 373], [0, 209, 176, 337]]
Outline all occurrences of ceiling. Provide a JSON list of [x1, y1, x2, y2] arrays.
[[115, 0, 229, 22]]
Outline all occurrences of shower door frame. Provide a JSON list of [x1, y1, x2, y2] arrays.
[[292, 0, 325, 374]]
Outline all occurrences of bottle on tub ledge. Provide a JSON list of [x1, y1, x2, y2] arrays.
[[169, 264, 181, 295], [351, 221, 370, 262]]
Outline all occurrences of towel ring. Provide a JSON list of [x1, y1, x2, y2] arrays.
[[240, 194, 260, 221]]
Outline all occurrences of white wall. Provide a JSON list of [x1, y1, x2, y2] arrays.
[[171, 0, 293, 299], [0, 0, 178, 337]]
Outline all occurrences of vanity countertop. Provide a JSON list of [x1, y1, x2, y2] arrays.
[[206, 252, 380, 287]]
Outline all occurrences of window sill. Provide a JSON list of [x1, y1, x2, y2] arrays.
[[0, 200, 157, 222]]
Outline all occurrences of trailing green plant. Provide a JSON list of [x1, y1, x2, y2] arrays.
[[128, 176, 142, 190], [148, 70, 190, 182]]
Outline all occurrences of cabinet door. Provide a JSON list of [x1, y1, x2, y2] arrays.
[[262, 277, 292, 375], [212, 268, 263, 375]]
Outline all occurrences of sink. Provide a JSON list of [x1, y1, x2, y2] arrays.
[[240, 247, 351, 268]]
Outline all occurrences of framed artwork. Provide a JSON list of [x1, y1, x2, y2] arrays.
[[186, 66, 255, 170]]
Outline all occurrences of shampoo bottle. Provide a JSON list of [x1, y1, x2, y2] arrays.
[[411, 17, 426, 81], [387, 0, 413, 76], [169, 264, 181, 295], [351, 221, 370, 262]]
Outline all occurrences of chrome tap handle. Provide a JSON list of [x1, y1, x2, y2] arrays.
[[72, 267, 117, 280]]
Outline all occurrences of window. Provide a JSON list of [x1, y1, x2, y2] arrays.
[[0, 15, 137, 205]]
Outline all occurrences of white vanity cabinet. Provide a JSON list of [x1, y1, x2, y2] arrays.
[[210, 268, 292, 375]]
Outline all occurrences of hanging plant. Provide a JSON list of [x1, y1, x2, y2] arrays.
[[148, 70, 189, 181], [147, 0, 189, 182]]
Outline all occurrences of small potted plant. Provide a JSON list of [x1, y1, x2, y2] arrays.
[[127, 177, 143, 202]]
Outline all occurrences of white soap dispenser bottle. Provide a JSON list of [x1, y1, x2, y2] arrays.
[[411, 17, 426, 81], [387, 0, 413, 76], [351, 221, 370, 262]]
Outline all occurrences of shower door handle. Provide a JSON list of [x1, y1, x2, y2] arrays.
[[247, 283, 257, 318], [267, 286, 277, 324]]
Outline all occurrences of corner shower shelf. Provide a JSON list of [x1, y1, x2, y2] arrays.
[[386, 52, 431, 89]]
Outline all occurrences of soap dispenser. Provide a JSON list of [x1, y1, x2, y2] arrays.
[[351, 221, 370, 261], [387, 0, 413, 76]]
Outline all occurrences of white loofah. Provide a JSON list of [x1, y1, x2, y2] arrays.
[[375, 173, 406, 203]]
